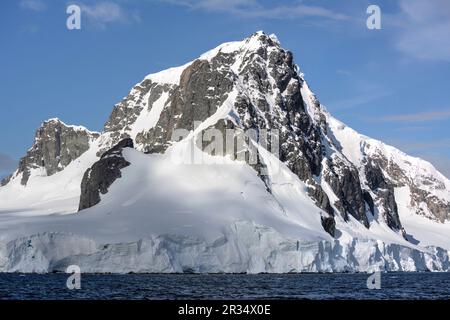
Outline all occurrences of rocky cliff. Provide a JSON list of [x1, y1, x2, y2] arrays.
[[6, 119, 99, 186]]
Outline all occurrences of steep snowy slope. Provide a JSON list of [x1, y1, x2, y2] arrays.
[[0, 31, 449, 273]]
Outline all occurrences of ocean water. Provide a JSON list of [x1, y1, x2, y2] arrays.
[[0, 273, 449, 300]]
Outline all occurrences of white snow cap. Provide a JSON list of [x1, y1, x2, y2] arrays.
[[145, 31, 281, 86], [42, 118, 98, 134]]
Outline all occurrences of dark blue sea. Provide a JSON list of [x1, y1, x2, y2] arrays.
[[0, 273, 449, 300]]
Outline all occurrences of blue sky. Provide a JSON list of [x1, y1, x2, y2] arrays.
[[1, 0, 450, 178]]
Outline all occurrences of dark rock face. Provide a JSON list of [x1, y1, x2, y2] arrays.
[[214, 34, 335, 235], [362, 190, 375, 215], [362, 153, 450, 225], [321, 215, 336, 237], [226, 33, 334, 234], [410, 185, 450, 223], [1, 175, 12, 187], [137, 57, 235, 154], [78, 138, 134, 211], [308, 186, 334, 217], [364, 161, 402, 231], [366, 162, 388, 190], [102, 79, 175, 154], [15, 119, 98, 186], [324, 158, 369, 228], [104, 79, 155, 135], [371, 155, 450, 223]]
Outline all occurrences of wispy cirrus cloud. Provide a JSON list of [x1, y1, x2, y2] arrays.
[[336, 69, 351, 76], [381, 109, 450, 123], [19, 0, 46, 12], [78, 1, 141, 28], [161, 0, 257, 12], [393, 139, 450, 152], [158, 0, 350, 21], [328, 90, 393, 111], [392, 125, 429, 133], [19, 0, 140, 28], [391, 0, 450, 61]]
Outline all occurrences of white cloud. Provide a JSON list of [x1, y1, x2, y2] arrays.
[[159, 0, 349, 21], [392, 125, 429, 132], [79, 1, 140, 28], [336, 69, 351, 76], [19, 0, 46, 12], [252, 4, 349, 21], [328, 90, 392, 111], [393, 0, 450, 61], [381, 109, 450, 122], [183, 0, 258, 12], [389, 139, 450, 153], [81, 2, 125, 24]]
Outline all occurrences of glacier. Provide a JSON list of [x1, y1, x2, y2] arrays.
[[1, 224, 449, 273]]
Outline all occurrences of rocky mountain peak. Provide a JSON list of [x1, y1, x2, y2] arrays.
[[92, 32, 450, 236], [8, 118, 99, 186], [242, 30, 281, 49], [3, 32, 449, 236], [1, 32, 450, 273]]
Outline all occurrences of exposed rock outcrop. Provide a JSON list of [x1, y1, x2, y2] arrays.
[[14, 119, 99, 186], [137, 57, 235, 154], [324, 158, 369, 227], [0, 175, 12, 187], [102, 80, 175, 154], [370, 153, 450, 223], [364, 161, 402, 231], [79, 138, 134, 211]]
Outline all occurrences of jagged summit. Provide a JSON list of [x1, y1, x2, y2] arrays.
[[43, 118, 99, 134], [143, 31, 282, 86], [1, 118, 99, 186], [0, 32, 449, 273]]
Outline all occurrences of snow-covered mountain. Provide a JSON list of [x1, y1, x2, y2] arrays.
[[0, 31, 449, 273]]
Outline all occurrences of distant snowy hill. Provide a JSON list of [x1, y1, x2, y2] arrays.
[[0, 32, 449, 273]]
